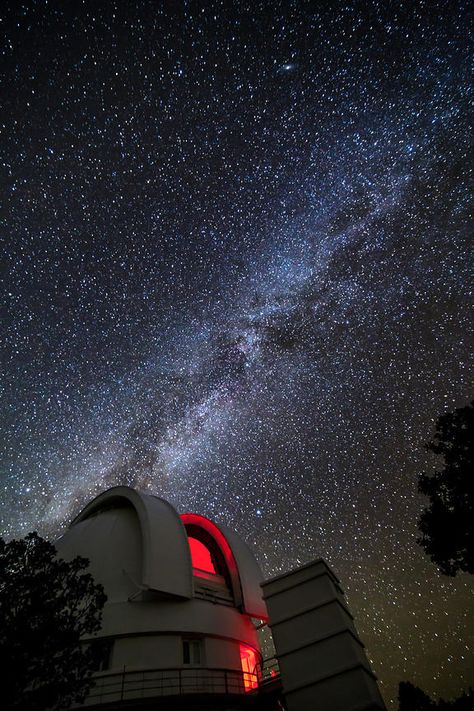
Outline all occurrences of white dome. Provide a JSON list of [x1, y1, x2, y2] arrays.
[[56, 486, 267, 619]]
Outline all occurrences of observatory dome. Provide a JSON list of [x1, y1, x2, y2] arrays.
[[55, 486, 267, 707]]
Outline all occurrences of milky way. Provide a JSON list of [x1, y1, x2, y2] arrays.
[[2, 1, 473, 706]]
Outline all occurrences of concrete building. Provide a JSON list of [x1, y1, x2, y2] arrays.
[[56, 486, 386, 711]]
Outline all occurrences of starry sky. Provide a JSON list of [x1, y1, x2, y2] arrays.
[[1, 0, 473, 706]]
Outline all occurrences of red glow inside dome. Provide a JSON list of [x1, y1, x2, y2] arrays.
[[188, 536, 216, 574]]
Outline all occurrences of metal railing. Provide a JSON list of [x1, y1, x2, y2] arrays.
[[83, 666, 259, 705]]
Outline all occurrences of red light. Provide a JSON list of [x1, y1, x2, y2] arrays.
[[240, 644, 258, 692], [188, 536, 216, 575], [180, 513, 239, 581]]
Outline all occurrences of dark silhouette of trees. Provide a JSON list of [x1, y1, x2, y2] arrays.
[[0, 532, 107, 711], [398, 682, 474, 711], [399, 681, 434, 711], [418, 400, 474, 576]]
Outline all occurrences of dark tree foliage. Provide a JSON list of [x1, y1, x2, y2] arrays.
[[398, 682, 474, 711], [418, 400, 474, 576], [399, 681, 434, 711], [0, 532, 107, 711]]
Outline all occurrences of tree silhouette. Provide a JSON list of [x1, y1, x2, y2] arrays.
[[399, 681, 434, 711], [398, 682, 474, 711], [418, 400, 474, 576], [0, 532, 107, 710]]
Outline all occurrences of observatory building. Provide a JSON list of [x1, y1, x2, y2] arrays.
[[56, 486, 386, 711]]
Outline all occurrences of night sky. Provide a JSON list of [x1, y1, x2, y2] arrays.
[[2, 1, 473, 706]]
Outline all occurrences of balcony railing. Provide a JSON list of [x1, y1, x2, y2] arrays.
[[82, 667, 260, 706]]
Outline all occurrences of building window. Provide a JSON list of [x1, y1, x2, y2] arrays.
[[240, 644, 259, 691], [183, 639, 203, 665], [90, 639, 114, 671]]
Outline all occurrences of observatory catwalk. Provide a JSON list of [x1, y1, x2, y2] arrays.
[[56, 486, 385, 711]]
